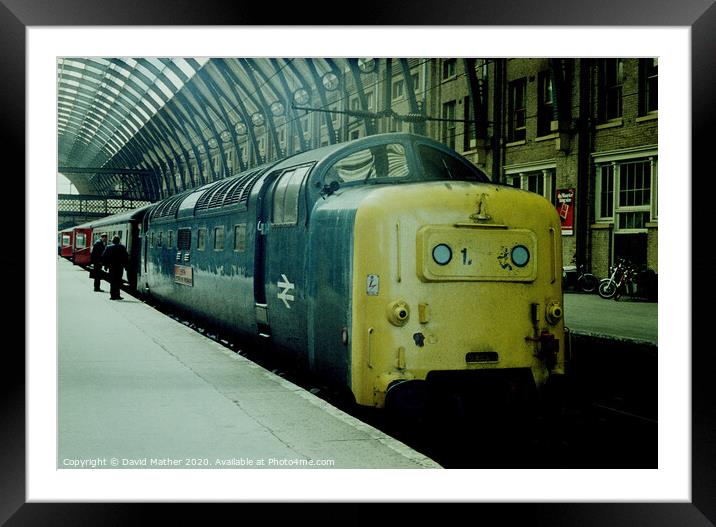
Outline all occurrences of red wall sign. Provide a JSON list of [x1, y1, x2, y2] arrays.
[[556, 188, 575, 235]]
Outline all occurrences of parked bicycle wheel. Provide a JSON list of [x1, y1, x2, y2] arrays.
[[577, 273, 599, 293], [598, 278, 617, 299]]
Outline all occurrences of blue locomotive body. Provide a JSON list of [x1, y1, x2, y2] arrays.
[[119, 133, 564, 407]]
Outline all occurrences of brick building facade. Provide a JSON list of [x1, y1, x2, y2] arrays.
[[226, 58, 657, 278], [336, 58, 658, 277]]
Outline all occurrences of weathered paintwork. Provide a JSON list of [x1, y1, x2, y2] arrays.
[[349, 182, 564, 407], [130, 133, 564, 408]]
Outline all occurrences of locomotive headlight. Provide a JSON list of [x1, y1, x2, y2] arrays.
[[387, 300, 410, 327], [546, 301, 564, 325], [432, 243, 453, 266], [511, 245, 530, 267]]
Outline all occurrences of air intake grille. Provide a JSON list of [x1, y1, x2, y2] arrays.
[[223, 169, 264, 209], [151, 191, 191, 220]]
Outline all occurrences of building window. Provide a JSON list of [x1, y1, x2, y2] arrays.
[[442, 59, 457, 80], [350, 129, 361, 140], [597, 164, 615, 220], [167, 230, 174, 249], [197, 228, 206, 251], [617, 160, 651, 230], [213, 226, 225, 250], [301, 117, 309, 136], [599, 59, 624, 122], [508, 79, 527, 142], [441, 100, 456, 150], [595, 158, 655, 227], [639, 58, 658, 115], [537, 70, 554, 137], [328, 103, 340, 127], [156, 231, 163, 248], [507, 169, 556, 204], [392, 79, 404, 100], [463, 96, 476, 151]]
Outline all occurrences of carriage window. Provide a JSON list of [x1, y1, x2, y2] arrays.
[[62, 234, 71, 246], [197, 228, 206, 251], [213, 226, 225, 250], [76, 233, 87, 249], [272, 165, 311, 225], [324, 143, 409, 187], [177, 228, 192, 250], [418, 145, 486, 182], [234, 224, 247, 252]]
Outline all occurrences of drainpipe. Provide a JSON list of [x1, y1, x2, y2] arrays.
[[577, 58, 593, 270], [491, 58, 505, 184]]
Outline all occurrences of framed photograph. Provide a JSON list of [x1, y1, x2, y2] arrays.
[[5, 0, 711, 523]]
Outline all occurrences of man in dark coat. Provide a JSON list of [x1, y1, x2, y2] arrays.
[[90, 233, 108, 291], [102, 235, 129, 300]]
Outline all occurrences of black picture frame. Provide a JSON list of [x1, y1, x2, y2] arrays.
[[3, 1, 712, 524]]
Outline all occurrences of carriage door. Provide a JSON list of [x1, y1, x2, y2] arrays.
[[254, 165, 312, 356]]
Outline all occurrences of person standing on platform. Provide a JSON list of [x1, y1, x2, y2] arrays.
[[102, 235, 129, 300], [90, 232, 108, 292]]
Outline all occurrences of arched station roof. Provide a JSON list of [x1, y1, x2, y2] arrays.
[[57, 57, 440, 202]]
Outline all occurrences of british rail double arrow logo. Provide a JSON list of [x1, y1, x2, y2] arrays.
[[277, 274, 295, 309]]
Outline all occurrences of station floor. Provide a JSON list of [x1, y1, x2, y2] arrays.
[[57, 258, 440, 469]]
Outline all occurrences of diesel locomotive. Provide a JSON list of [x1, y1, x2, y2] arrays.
[[74, 133, 565, 409]]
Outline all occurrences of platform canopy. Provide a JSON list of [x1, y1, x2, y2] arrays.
[[57, 57, 434, 202]]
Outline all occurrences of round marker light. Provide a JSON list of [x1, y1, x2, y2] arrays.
[[511, 245, 530, 267], [432, 244, 452, 266]]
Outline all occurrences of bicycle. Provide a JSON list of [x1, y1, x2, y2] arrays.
[[562, 261, 599, 293], [598, 259, 637, 300]]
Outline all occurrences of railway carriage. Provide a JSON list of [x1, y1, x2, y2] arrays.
[[71, 224, 93, 266], [59, 228, 74, 260], [88, 204, 153, 290]]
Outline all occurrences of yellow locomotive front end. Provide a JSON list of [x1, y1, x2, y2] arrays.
[[350, 181, 564, 408]]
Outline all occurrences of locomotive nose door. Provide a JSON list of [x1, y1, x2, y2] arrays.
[[254, 164, 313, 359]]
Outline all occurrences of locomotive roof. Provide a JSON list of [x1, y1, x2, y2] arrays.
[[147, 133, 482, 222], [269, 132, 438, 171], [89, 203, 155, 228]]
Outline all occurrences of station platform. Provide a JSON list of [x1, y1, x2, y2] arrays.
[[563, 292, 657, 345], [57, 257, 440, 469]]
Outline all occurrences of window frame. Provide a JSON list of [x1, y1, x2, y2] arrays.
[[441, 100, 457, 150], [599, 58, 624, 122], [508, 78, 527, 142], [639, 58, 658, 116], [271, 165, 312, 226], [233, 224, 247, 252], [442, 59, 457, 80], [593, 149, 657, 230], [197, 227, 207, 251], [537, 70, 555, 137], [213, 225, 225, 251]]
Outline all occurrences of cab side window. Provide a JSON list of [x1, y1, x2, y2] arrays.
[[418, 145, 487, 182], [325, 143, 409, 186], [272, 165, 311, 225]]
